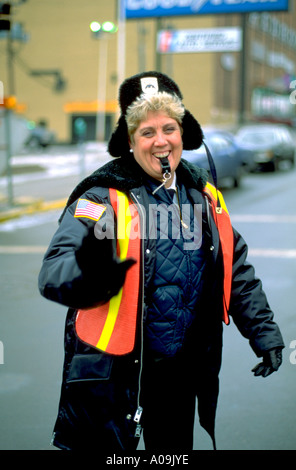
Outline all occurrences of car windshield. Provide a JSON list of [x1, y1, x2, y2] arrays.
[[238, 129, 277, 145], [195, 134, 217, 153]]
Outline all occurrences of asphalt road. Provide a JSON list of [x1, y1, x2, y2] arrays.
[[0, 159, 295, 451]]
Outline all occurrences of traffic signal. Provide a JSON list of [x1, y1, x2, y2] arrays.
[[0, 95, 17, 109], [0, 2, 11, 31], [101, 21, 118, 33], [90, 21, 101, 37], [89, 21, 117, 38]]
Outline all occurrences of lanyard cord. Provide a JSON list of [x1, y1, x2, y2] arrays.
[[175, 186, 189, 229], [203, 142, 221, 211]]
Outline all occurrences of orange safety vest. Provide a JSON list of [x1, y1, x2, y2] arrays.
[[75, 183, 233, 355], [203, 182, 233, 325], [75, 188, 141, 355]]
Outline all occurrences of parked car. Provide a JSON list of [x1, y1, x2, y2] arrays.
[[25, 119, 56, 149], [235, 123, 295, 171], [182, 128, 246, 188]]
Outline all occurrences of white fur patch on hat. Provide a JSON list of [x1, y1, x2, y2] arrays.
[[140, 77, 159, 96]]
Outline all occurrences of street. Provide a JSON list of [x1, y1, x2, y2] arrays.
[[0, 150, 295, 451]]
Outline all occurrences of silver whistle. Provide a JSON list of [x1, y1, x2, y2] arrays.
[[152, 156, 172, 195]]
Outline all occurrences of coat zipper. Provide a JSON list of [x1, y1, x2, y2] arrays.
[[130, 190, 145, 438]]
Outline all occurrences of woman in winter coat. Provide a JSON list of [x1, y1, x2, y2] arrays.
[[38, 71, 284, 451]]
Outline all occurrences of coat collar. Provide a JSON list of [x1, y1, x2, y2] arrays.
[[61, 155, 208, 219]]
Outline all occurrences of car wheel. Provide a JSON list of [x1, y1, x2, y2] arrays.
[[265, 160, 277, 172], [233, 169, 242, 187]]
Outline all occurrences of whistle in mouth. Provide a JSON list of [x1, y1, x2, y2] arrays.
[[152, 156, 172, 195], [158, 156, 171, 179]]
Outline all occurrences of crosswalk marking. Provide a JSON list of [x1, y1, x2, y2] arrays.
[[0, 246, 47, 254], [248, 249, 296, 259], [231, 214, 296, 223]]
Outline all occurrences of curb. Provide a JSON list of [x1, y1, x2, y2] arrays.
[[0, 198, 67, 223]]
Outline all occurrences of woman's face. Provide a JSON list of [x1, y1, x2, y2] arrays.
[[130, 111, 183, 185]]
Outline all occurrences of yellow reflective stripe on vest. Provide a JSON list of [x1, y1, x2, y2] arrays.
[[205, 182, 229, 214], [95, 190, 132, 351], [203, 182, 233, 325]]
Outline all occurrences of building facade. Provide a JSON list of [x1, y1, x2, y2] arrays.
[[1, 0, 295, 143]]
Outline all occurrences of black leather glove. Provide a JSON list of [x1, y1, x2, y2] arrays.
[[75, 208, 136, 303], [252, 348, 283, 378]]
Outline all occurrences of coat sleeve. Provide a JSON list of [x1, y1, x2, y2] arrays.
[[38, 191, 124, 310], [229, 227, 285, 357]]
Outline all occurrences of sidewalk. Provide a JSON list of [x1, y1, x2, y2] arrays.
[[0, 196, 68, 223], [0, 142, 110, 223]]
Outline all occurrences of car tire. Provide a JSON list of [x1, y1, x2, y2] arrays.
[[233, 169, 242, 187], [265, 160, 277, 172]]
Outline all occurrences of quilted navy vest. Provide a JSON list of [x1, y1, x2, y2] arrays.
[[143, 178, 207, 358]]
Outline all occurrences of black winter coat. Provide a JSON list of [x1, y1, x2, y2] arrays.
[[38, 156, 284, 451]]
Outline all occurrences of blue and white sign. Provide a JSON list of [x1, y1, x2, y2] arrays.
[[157, 28, 242, 53], [125, 0, 290, 18]]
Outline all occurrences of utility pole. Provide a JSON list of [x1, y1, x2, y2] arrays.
[[117, 0, 126, 94], [155, 18, 162, 72], [90, 20, 118, 142], [3, 3, 14, 206], [238, 14, 248, 125], [1, 2, 29, 207]]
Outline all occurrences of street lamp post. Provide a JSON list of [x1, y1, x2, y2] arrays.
[[97, 34, 108, 142], [90, 21, 117, 143], [117, 0, 126, 105]]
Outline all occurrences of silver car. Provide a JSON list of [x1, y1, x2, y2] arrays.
[[183, 128, 245, 188], [236, 123, 295, 171]]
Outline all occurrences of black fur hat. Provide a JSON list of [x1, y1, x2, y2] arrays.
[[107, 71, 204, 159]]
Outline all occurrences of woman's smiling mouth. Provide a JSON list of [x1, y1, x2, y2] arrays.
[[153, 151, 171, 159]]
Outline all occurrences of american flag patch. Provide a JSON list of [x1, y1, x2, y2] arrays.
[[74, 198, 106, 221]]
